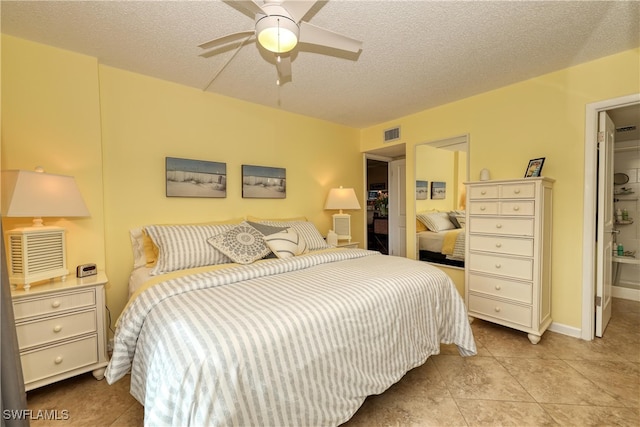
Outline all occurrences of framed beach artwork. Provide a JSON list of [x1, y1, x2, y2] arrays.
[[431, 181, 446, 199], [242, 165, 286, 199], [416, 180, 428, 200], [166, 157, 227, 198]]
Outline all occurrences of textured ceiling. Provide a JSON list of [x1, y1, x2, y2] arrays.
[[1, 1, 639, 130]]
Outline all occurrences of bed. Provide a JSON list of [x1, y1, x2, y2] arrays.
[[416, 210, 466, 267], [106, 220, 476, 426]]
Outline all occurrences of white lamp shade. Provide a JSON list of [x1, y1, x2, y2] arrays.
[[1, 170, 90, 219], [324, 187, 361, 212]]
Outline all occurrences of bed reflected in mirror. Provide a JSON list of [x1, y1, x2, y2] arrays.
[[414, 135, 469, 268]]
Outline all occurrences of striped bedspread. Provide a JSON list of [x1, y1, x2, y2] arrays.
[[106, 249, 476, 426]]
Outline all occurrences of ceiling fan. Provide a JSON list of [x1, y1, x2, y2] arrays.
[[199, 0, 363, 87]]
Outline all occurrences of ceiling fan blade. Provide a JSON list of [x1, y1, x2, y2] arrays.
[[232, 0, 265, 16], [199, 37, 256, 58], [280, 1, 317, 23], [299, 22, 362, 53], [198, 30, 255, 50], [276, 54, 292, 82]]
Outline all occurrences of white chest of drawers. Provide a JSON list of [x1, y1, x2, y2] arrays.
[[465, 178, 554, 344], [11, 272, 109, 391]]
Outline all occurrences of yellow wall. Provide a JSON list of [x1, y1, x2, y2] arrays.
[[361, 48, 640, 329], [1, 36, 106, 273], [1, 36, 363, 324]]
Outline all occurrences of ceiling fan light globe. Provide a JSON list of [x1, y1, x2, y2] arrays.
[[256, 15, 299, 53]]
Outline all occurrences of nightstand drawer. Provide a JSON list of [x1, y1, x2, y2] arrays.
[[13, 289, 96, 321], [468, 202, 498, 215], [468, 217, 534, 236], [469, 185, 498, 200], [468, 273, 532, 304], [469, 294, 532, 328], [468, 253, 533, 281], [21, 335, 98, 385], [468, 235, 534, 257], [500, 201, 535, 216], [16, 309, 97, 350]]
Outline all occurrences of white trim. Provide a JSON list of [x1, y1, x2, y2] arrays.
[[612, 285, 640, 302], [547, 321, 581, 339], [582, 93, 640, 341]]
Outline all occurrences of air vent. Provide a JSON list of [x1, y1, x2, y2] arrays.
[[384, 126, 400, 143], [616, 126, 637, 133]]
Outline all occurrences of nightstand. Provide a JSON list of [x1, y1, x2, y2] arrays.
[[336, 241, 359, 249], [11, 272, 109, 391]]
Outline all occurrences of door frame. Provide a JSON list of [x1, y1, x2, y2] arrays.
[[581, 93, 640, 340]]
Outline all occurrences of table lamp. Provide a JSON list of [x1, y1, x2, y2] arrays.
[[1, 169, 90, 290], [324, 186, 361, 242]]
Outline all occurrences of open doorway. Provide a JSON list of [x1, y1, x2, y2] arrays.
[[363, 144, 406, 256], [582, 94, 640, 340], [366, 157, 389, 254]]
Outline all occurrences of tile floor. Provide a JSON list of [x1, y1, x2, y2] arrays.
[[25, 298, 639, 426]]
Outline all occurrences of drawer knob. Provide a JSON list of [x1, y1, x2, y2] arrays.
[[480, 206, 486, 211], [494, 307, 501, 312], [53, 325, 62, 333], [514, 189, 521, 194], [496, 224, 502, 229], [513, 206, 520, 211], [54, 356, 63, 365], [495, 243, 502, 248], [495, 263, 502, 269], [51, 300, 61, 308], [495, 285, 502, 290], [481, 190, 486, 195]]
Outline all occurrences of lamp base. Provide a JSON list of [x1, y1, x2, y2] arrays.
[[6, 226, 69, 291], [332, 213, 352, 242]]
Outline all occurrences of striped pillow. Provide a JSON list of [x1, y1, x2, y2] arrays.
[[145, 224, 235, 275], [416, 212, 456, 232], [258, 220, 329, 251], [207, 223, 271, 265], [263, 228, 309, 259]]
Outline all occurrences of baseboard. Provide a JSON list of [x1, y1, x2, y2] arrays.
[[612, 285, 640, 302], [547, 321, 581, 339]]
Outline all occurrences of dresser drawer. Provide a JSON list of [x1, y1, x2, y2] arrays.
[[500, 201, 535, 216], [16, 309, 97, 350], [468, 294, 532, 328], [500, 182, 536, 199], [468, 217, 534, 236], [468, 185, 498, 200], [13, 289, 96, 321], [21, 335, 98, 385], [468, 201, 498, 215], [468, 273, 533, 304], [468, 253, 533, 281], [468, 235, 534, 257]]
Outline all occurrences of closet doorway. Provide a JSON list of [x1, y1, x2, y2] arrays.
[[582, 94, 640, 340]]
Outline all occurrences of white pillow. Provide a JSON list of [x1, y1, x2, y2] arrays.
[[129, 227, 146, 269], [258, 220, 329, 251], [416, 212, 456, 232], [263, 228, 309, 259], [207, 223, 271, 265], [144, 224, 235, 275]]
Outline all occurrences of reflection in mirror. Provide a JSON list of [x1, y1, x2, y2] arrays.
[[415, 135, 468, 268]]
